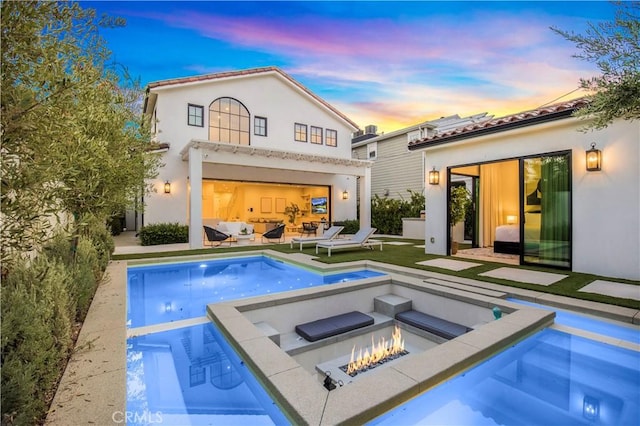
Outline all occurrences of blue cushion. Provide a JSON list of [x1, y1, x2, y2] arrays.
[[295, 311, 374, 342], [395, 310, 471, 340]]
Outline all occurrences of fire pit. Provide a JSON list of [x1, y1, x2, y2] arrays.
[[340, 325, 409, 377]]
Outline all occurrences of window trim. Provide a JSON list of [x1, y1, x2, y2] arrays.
[[188, 104, 204, 127], [326, 128, 338, 147], [295, 123, 308, 142], [310, 126, 323, 144], [254, 116, 267, 137]]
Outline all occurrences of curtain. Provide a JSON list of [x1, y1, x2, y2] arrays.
[[480, 164, 501, 246], [539, 155, 571, 265]]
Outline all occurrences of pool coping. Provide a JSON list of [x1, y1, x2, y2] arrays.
[[45, 249, 640, 425]]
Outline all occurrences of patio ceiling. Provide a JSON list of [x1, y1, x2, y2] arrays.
[[179, 140, 373, 176]]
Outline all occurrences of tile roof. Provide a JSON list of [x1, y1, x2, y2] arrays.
[[146, 66, 359, 130], [408, 97, 590, 150]]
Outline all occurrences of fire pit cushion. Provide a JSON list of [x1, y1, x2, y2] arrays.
[[295, 311, 374, 342], [395, 310, 472, 340]]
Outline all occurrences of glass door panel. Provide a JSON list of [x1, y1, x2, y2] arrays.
[[521, 153, 571, 268]]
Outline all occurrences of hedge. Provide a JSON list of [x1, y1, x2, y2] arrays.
[[138, 223, 189, 246]]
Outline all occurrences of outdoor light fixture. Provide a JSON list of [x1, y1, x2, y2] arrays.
[[583, 396, 599, 421], [506, 215, 517, 225], [342, 190, 349, 200], [164, 180, 171, 194], [428, 167, 440, 185], [586, 143, 602, 171]]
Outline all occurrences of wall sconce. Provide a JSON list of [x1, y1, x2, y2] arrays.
[[342, 190, 349, 200], [583, 396, 599, 421], [428, 167, 440, 185], [506, 215, 517, 225], [586, 143, 601, 171], [164, 180, 171, 194]]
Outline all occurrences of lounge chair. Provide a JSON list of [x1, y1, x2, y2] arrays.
[[315, 227, 381, 256], [261, 223, 286, 243], [203, 226, 231, 247], [290, 225, 344, 251]]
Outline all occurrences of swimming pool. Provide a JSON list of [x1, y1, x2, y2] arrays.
[[507, 298, 639, 344], [127, 322, 289, 426], [127, 255, 385, 328], [369, 328, 640, 425], [126, 258, 639, 425]]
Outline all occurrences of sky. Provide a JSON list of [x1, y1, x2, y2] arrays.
[[86, 1, 617, 133]]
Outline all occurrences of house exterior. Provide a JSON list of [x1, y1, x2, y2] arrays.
[[139, 67, 372, 248], [409, 98, 640, 281], [351, 114, 492, 200]]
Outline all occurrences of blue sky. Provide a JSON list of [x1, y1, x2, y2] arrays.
[[87, 1, 616, 132]]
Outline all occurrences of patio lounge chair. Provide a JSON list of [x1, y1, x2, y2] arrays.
[[203, 226, 231, 247], [290, 225, 344, 251], [261, 223, 286, 243], [315, 227, 381, 256]]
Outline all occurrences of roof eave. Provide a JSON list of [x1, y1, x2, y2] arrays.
[[408, 108, 576, 151]]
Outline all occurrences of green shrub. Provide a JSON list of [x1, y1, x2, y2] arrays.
[[80, 214, 114, 270], [1, 256, 74, 425], [73, 237, 101, 318], [337, 219, 360, 234], [371, 189, 425, 235], [139, 223, 189, 246]]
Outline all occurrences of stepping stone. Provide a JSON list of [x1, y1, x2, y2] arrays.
[[416, 259, 482, 271], [579, 280, 640, 301], [383, 241, 413, 245], [479, 267, 567, 286]]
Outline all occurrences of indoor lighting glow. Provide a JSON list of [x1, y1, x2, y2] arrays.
[[164, 180, 171, 194], [506, 215, 517, 225], [428, 167, 440, 185], [586, 143, 602, 171], [342, 190, 349, 200]]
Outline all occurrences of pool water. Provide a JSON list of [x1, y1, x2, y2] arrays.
[[507, 298, 640, 344], [127, 255, 385, 328], [127, 322, 290, 425], [369, 328, 640, 425]]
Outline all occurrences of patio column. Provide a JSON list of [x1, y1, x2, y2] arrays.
[[359, 167, 371, 227], [189, 146, 203, 249]]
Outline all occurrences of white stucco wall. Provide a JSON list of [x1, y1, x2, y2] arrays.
[[141, 70, 364, 236], [421, 118, 640, 280]]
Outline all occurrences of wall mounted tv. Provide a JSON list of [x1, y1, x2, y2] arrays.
[[311, 197, 328, 214]]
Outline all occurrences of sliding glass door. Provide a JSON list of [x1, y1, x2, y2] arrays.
[[521, 152, 572, 268]]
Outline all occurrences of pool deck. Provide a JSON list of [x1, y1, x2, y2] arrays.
[[45, 234, 640, 425]]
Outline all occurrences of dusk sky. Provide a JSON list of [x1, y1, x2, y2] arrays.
[[87, 1, 616, 133]]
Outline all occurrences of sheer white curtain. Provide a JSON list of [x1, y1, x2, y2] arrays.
[[480, 161, 519, 246]]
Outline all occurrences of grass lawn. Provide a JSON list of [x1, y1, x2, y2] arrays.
[[113, 237, 640, 310]]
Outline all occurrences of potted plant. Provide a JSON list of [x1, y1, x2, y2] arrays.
[[284, 203, 300, 225], [449, 185, 469, 254]]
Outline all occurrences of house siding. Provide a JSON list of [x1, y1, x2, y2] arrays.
[[353, 134, 424, 200]]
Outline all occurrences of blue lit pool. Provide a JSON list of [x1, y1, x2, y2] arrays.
[[369, 328, 640, 425], [507, 298, 640, 344], [127, 322, 290, 425], [127, 256, 385, 328]]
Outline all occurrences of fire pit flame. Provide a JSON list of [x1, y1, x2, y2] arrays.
[[345, 325, 406, 376]]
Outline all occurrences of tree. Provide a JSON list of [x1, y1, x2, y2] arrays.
[[1, 1, 160, 268], [551, 1, 640, 130]]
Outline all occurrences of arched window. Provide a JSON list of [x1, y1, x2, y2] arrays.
[[209, 97, 250, 145]]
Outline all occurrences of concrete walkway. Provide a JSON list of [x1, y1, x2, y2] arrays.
[[45, 232, 639, 425]]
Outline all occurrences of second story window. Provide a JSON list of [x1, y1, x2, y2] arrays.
[[209, 97, 250, 145], [188, 104, 204, 127], [254, 116, 267, 136], [367, 142, 377, 159], [310, 126, 323, 144], [295, 123, 307, 142], [326, 129, 337, 147]]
